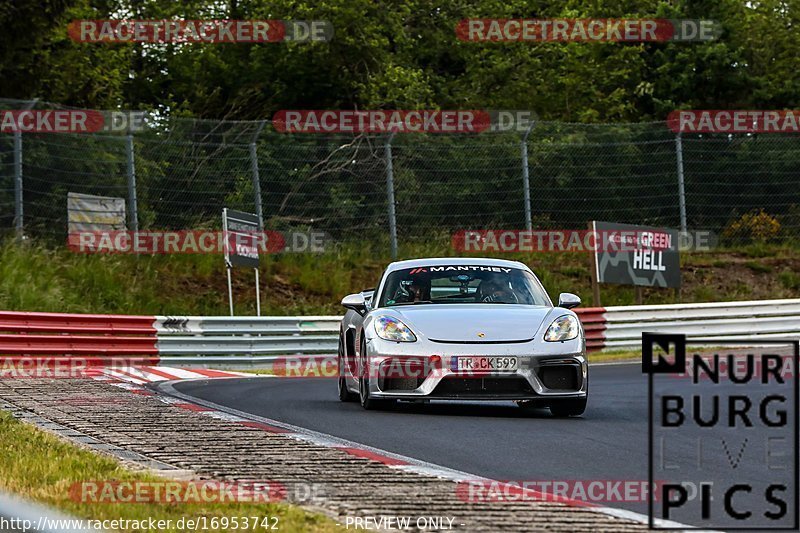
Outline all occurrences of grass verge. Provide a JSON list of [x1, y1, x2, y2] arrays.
[[588, 349, 642, 363], [0, 410, 339, 532], [1, 238, 800, 316]]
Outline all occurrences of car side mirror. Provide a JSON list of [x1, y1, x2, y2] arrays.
[[557, 292, 581, 309], [341, 293, 367, 315]]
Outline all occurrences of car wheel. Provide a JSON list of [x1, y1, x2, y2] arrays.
[[337, 337, 357, 402], [549, 397, 587, 417], [359, 374, 377, 410]]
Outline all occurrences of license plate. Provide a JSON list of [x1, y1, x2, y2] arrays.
[[451, 356, 519, 372]]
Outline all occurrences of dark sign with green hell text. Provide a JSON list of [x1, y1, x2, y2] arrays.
[[593, 221, 680, 288]]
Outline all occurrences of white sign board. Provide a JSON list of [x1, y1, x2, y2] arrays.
[[67, 192, 126, 233]]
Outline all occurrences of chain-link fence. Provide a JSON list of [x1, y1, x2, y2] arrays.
[[2, 98, 800, 255]]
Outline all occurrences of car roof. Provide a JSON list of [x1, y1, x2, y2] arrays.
[[385, 257, 530, 273]]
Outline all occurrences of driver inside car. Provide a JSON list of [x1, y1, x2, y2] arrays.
[[392, 280, 426, 303], [479, 279, 516, 303]]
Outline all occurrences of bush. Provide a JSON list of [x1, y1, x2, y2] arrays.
[[721, 209, 781, 244], [779, 270, 800, 291]]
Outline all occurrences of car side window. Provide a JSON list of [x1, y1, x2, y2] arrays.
[[378, 272, 393, 307]]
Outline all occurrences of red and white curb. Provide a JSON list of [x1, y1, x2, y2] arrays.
[[148, 379, 699, 530], [87, 365, 252, 385]]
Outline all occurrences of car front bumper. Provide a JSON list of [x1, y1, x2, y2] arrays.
[[362, 336, 588, 401]]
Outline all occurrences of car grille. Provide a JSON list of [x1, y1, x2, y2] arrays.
[[378, 376, 425, 392], [376, 358, 432, 392], [433, 377, 534, 396], [429, 338, 534, 344]]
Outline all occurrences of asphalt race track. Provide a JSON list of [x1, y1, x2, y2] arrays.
[[173, 361, 798, 529]]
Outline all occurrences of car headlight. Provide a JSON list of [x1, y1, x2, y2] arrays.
[[374, 316, 417, 342], [544, 314, 579, 342]]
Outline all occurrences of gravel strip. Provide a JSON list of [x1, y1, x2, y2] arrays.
[[0, 378, 646, 532]]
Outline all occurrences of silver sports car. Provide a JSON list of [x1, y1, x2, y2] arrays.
[[337, 258, 588, 416]]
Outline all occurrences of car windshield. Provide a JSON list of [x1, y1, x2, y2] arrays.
[[378, 266, 551, 307]]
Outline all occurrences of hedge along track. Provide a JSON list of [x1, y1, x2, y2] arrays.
[[0, 377, 655, 532]]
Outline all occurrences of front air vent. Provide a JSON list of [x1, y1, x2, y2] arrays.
[[537, 365, 580, 391]]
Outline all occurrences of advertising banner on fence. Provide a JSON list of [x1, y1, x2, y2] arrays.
[[67, 192, 126, 233], [592, 221, 680, 288]]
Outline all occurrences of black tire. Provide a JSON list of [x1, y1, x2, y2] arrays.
[[359, 374, 379, 410], [549, 397, 587, 417], [338, 336, 357, 402]]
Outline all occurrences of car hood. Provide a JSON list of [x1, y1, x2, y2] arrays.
[[386, 304, 554, 343]]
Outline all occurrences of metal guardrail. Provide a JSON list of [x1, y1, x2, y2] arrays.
[[154, 315, 340, 357], [1, 301, 799, 361], [157, 335, 338, 355], [0, 311, 156, 334], [153, 312, 608, 357], [154, 315, 340, 336], [602, 298, 800, 349], [153, 300, 800, 358]]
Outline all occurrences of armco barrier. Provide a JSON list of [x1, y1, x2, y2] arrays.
[[575, 307, 605, 351], [600, 298, 800, 349], [154, 315, 340, 336], [0, 311, 159, 357], [0, 311, 156, 334], [154, 316, 340, 356], [1, 300, 799, 361]]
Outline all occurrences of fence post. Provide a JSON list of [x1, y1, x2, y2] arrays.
[[250, 143, 264, 230], [520, 123, 535, 231], [675, 132, 687, 233], [385, 133, 398, 260], [13, 131, 22, 238], [125, 134, 139, 232], [251, 122, 266, 230]]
